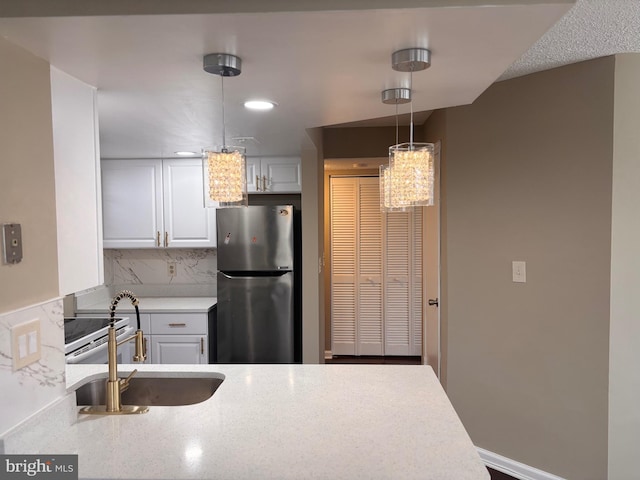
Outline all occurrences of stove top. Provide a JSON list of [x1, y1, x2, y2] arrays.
[[63, 316, 129, 354]]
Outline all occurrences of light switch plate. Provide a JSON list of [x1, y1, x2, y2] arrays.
[[512, 261, 526, 283], [11, 318, 41, 370], [2, 223, 23, 264]]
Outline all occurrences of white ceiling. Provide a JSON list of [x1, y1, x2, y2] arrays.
[[0, 1, 607, 160]]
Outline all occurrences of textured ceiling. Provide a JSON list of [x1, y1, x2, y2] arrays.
[[502, 0, 640, 80]]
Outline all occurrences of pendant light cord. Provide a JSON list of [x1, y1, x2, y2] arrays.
[[395, 102, 399, 146], [409, 70, 414, 147], [220, 74, 226, 149]]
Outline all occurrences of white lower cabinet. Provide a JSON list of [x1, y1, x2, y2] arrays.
[[127, 312, 208, 364], [147, 313, 208, 364], [151, 335, 207, 364]]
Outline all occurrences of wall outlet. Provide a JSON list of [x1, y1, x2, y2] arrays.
[[11, 318, 41, 370], [167, 261, 177, 277]]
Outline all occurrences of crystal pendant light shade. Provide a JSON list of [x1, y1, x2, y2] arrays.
[[203, 147, 248, 208], [388, 142, 435, 208], [202, 53, 247, 208], [380, 48, 435, 211]]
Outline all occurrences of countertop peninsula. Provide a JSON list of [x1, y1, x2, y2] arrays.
[[33, 364, 491, 480]]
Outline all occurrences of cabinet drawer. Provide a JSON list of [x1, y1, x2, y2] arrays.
[[151, 313, 207, 335]]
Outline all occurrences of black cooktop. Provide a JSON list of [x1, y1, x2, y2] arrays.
[[63, 317, 114, 344]]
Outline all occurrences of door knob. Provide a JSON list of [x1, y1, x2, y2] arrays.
[[428, 298, 439, 307]]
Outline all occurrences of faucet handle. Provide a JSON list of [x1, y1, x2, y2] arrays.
[[132, 330, 147, 362], [120, 369, 138, 393]]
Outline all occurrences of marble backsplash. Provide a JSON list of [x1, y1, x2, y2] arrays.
[[0, 298, 66, 439], [104, 249, 217, 291]]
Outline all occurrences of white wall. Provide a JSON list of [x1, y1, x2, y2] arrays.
[[608, 53, 640, 480]]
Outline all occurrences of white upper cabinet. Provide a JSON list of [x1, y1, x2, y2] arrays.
[[102, 158, 216, 249], [162, 159, 217, 248], [51, 67, 104, 295], [247, 156, 301, 193]]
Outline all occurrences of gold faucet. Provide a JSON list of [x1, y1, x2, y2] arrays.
[[80, 290, 149, 415]]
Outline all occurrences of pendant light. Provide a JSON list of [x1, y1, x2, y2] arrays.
[[202, 53, 248, 208], [380, 87, 411, 212], [387, 48, 435, 209]]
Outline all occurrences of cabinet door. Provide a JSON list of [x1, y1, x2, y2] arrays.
[[51, 67, 104, 294], [163, 159, 216, 248], [261, 156, 301, 193], [246, 157, 260, 193], [102, 159, 163, 248], [151, 335, 207, 364]]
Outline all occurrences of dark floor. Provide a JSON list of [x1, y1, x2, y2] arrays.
[[325, 355, 422, 364], [488, 467, 518, 479]]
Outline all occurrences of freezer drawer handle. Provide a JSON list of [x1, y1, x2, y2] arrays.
[[168, 323, 187, 327]]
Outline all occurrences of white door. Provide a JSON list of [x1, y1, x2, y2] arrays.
[[330, 177, 357, 355], [163, 159, 217, 248], [102, 159, 163, 248], [356, 178, 383, 355], [383, 208, 423, 356], [330, 177, 383, 356]]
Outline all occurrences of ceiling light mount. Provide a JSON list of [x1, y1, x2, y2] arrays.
[[382, 88, 411, 105], [203, 53, 242, 77], [391, 48, 431, 72]]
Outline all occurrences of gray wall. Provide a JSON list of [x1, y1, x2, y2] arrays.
[[439, 57, 614, 479], [609, 53, 640, 480], [0, 36, 59, 312]]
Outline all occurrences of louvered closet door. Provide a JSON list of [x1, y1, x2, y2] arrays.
[[383, 207, 423, 356], [330, 178, 357, 355], [357, 178, 383, 355]]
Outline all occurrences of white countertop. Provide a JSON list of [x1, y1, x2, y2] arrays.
[[34, 364, 490, 480], [76, 296, 217, 314]]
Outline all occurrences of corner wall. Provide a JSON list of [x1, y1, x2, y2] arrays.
[[0, 37, 65, 438], [301, 128, 325, 363], [0, 37, 58, 311], [442, 58, 614, 479], [608, 53, 640, 480]]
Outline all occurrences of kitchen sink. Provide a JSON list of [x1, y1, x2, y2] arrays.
[[75, 374, 224, 407]]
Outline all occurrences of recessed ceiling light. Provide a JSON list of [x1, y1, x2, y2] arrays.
[[174, 151, 198, 156], [244, 100, 276, 111]]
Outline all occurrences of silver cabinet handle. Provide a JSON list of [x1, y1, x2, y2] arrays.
[[256, 175, 261, 191], [156, 231, 161, 247], [165, 231, 169, 247], [200, 337, 204, 355], [168, 323, 186, 327], [262, 175, 267, 191]]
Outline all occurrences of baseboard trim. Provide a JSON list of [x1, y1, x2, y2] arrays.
[[477, 448, 566, 480], [324, 350, 332, 360]]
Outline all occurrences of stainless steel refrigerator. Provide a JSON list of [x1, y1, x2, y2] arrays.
[[214, 205, 299, 363]]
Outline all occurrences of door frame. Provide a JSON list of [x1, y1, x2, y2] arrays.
[[423, 141, 442, 377]]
